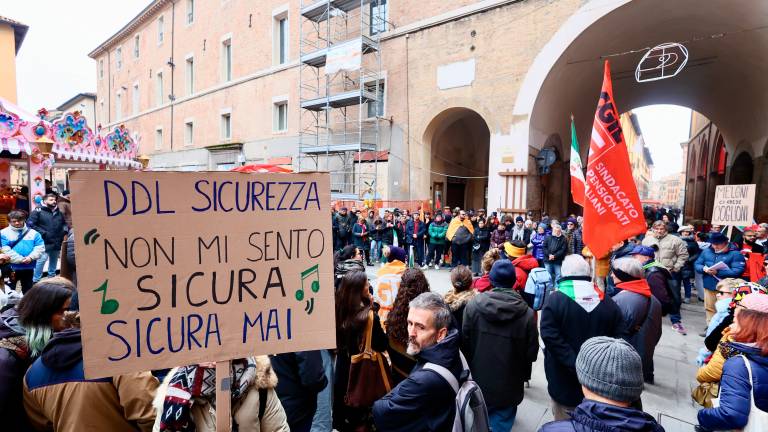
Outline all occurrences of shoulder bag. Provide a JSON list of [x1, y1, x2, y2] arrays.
[[345, 310, 392, 408]]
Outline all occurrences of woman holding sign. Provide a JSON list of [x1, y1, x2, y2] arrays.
[[0, 278, 72, 431]]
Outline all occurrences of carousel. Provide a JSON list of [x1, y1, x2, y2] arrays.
[[0, 98, 144, 225]]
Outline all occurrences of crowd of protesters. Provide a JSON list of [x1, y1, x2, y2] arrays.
[[2, 195, 768, 432]]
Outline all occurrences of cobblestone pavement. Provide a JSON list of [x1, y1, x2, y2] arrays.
[[366, 265, 703, 431]]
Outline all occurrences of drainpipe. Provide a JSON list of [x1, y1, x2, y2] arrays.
[[169, 0, 176, 151], [405, 33, 410, 200], [107, 50, 112, 124]]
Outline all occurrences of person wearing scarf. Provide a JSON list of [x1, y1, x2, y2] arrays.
[[611, 257, 663, 385], [540, 255, 625, 419]]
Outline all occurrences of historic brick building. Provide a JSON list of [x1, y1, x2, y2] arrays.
[[91, 0, 768, 218]]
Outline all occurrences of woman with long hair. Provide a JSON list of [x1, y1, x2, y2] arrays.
[[18, 277, 73, 356], [334, 270, 387, 431], [1, 277, 72, 430], [385, 268, 431, 385], [698, 292, 768, 430]]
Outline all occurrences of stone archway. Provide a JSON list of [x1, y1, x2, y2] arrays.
[[424, 108, 490, 210], [506, 0, 768, 217]]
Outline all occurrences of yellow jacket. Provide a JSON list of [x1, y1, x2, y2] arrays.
[[446, 218, 474, 241], [697, 328, 732, 383]]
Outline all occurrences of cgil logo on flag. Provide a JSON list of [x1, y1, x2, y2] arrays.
[[581, 60, 647, 259]]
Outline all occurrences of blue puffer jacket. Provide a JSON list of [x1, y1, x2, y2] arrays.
[[694, 246, 746, 291], [539, 400, 664, 431], [531, 232, 547, 261], [0, 225, 45, 270], [373, 328, 463, 432], [698, 343, 768, 430]]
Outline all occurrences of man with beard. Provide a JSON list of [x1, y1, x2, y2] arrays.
[[373, 292, 463, 431], [27, 194, 67, 282]]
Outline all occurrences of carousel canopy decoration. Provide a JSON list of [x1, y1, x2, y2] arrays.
[[0, 98, 141, 168]]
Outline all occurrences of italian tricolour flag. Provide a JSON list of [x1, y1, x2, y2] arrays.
[[570, 117, 586, 206], [557, 278, 603, 313]]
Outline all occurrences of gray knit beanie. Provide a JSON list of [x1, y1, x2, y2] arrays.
[[576, 336, 644, 403]]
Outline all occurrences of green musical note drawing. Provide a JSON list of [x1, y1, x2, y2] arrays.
[[93, 280, 120, 315], [297, 264, 320, 302]]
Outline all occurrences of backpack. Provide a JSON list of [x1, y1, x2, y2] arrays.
[[453, 226, 473, 245], [524, 267, 553, 311], [423, 353, 490, 432]]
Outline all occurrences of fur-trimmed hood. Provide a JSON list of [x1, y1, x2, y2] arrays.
[[444, 289, 476, 312]]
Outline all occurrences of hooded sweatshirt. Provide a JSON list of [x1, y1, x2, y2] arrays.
[[462, 288, 538, 407], [23, 328, 158, 432]]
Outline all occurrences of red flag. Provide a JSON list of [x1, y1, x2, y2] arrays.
[[582, 61, 646, 258]]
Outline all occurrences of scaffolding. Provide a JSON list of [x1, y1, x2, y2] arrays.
[[298, 0, 386, 200]]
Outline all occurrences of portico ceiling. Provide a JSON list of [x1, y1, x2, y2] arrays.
[[530, 0, 768, 156]]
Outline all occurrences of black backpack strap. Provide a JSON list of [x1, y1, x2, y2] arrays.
[[6, 229, 29, 251], [630, 296, 652, 335], [258, 388, 268, 420]]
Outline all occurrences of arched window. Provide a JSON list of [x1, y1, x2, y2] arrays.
[[713, 134, 726, 175], [698, 135, 709, 178]]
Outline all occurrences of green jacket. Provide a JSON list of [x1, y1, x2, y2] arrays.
[[429, 222, 448, 245]]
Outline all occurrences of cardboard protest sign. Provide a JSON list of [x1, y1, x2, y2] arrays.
[[70, 171, 335, 379], [711, 184, 755, 226]]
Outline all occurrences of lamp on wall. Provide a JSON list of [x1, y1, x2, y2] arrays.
[[35, 135, 54, 156], [137, 154, 150, 169]]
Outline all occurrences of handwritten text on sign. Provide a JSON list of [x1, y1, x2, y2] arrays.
[[711, 184, 755, 226], [70, 171, 335, 379]]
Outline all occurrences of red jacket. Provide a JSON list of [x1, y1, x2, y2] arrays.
[[512, 255, 540, 291], [472, 274, 492, 292]]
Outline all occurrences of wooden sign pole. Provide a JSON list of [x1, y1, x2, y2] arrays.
[[216, 360, 232, 431]]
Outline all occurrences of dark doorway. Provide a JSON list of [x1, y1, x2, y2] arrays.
[[425, 108, 490, 211], [446, 181, 466, 209], [730, 152, 754, 185]]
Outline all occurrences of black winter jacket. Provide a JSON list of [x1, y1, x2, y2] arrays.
[[472, 227, 491, 253], [540, 289, 625, 407], [681, 236, 701, 278], [271, 350, 328, 429], [0, 308, 32, 432], [27, 205, 67, 249], [373, 328, 463, 432], [462, 289, 538, 407], [544, 235, 568, 263]]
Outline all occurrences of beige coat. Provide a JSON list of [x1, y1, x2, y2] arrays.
[[24, 371, 158, 432], [642, 232, 689, 273], [152, 356, 289, 432]]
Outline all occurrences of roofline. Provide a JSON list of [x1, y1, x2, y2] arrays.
[[0, 16, 29, 54], [88, 0, 170, 58], [56, 93, 97, 111]]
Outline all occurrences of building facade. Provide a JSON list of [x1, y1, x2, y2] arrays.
[[54, 93, 97, 128], [91, 0, 768, 219], [0, 15, 27, 103], [620, 111, 653, 200]]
